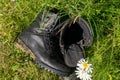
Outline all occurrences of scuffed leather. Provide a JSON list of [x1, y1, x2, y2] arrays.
[[64, 44, 84, 67], [19, 11, 73, 76]]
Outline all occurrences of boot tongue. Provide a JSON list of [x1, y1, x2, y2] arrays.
[[64, 44, 85, 67], [43, 12, 58, 32]]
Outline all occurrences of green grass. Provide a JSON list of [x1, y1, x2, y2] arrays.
[[0, 0, 120, 80]]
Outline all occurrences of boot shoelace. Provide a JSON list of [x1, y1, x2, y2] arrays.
[[43, 31, 60, 58]]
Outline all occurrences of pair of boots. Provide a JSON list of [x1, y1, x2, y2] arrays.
[[16, 10, 93, 80]]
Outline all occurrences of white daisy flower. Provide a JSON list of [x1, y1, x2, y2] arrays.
[[76, 70, 92, 80], [75, 58, 93, 80]]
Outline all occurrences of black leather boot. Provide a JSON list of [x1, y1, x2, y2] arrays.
[[16, 10, 74, 76]]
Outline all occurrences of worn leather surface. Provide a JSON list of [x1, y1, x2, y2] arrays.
[[19, 10, 73, 76], [64, 44, 85, 67]]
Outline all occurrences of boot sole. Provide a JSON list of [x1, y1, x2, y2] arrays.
[[15, 38, 70, 77]]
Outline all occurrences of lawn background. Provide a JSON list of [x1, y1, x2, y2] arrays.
[[0, 0, 120, 80]]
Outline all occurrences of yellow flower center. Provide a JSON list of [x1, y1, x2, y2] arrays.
[[82, 62, 88, 69]]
